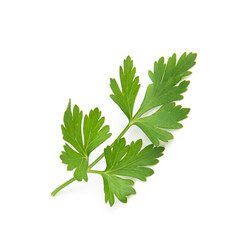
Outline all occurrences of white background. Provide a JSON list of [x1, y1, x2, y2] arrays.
[[0, 0, 242, 239]]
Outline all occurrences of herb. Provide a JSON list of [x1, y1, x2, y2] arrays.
[[51, 52, 197, 206], [60, 103, 111, 181]]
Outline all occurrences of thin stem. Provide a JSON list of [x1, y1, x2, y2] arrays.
[[87, 153, 105, 170], [51, 177, 76, 196], [88, 169, 104, 174], [88, 122, 131, 170]]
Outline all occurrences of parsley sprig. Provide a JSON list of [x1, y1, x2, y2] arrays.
[[51, 52, 197, 206]]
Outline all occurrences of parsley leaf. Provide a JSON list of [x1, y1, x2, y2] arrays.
[[83, 107, 111, 155], [102, 176, 135, 207], [52, 52, 196, 205], [101, 138, 164, 206], [110, 56, 140, 120], [60, 144, 89, 181], [60, 100, 111, 181], [135, 52, 196, 118], [61, 100, 84, 154], [134, 103, 190, 146]]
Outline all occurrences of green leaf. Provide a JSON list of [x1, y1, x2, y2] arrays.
[[83, 107, 112, 155], [134, 102, 190, 146], [136, 52, 196, 117], [110, 56, 140, 120], [102, 175, 135, 207], [61, 100, 85, 155], [60, 144, 88, 181], [102, 138, 164, 206], [52, 53, 196, 203], [61, 100, 111, 181]]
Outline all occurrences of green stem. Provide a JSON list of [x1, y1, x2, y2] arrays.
[[88, 169, 104, 174], [88, 122, 131, 170], [51, 177, 76, 196], [87, 153, 105, 170]]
